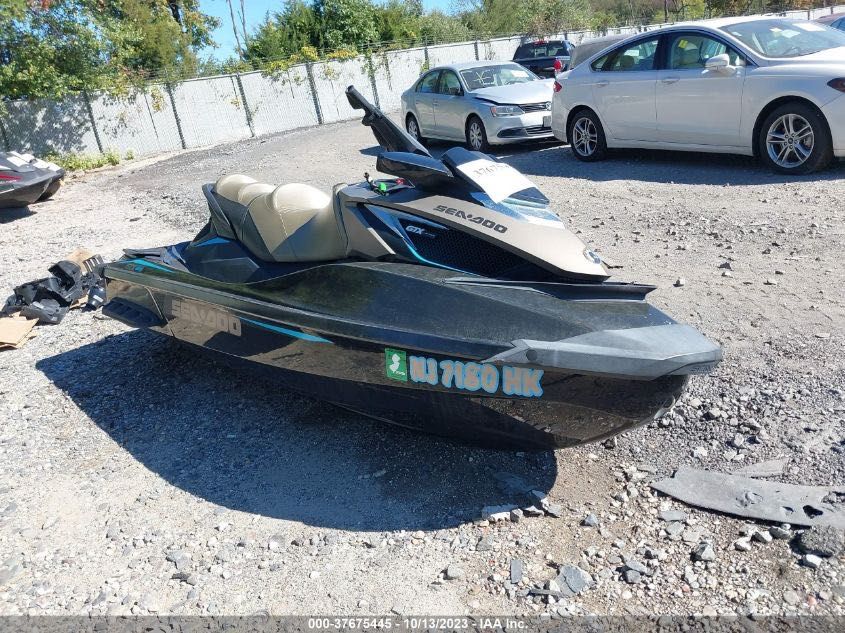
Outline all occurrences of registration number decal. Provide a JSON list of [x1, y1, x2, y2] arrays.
[[383, 350, 543, 398]]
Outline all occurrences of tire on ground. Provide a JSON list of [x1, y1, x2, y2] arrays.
[[758, 102, 833, 175], [567, 108, 607, 162], [465, 116, 490, 153]]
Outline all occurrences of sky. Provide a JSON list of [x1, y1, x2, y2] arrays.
[[200, 0, 455, 61]]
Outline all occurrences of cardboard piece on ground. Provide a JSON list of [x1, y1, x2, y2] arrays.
[[63, 247, 95, 267], [0, 315, 38, 350]]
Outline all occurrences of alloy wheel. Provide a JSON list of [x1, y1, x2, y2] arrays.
[[407, 117, 420, 140], [468, 121, 483, 151], [766, 113, 814, 169], [572, 117, 598, 157]]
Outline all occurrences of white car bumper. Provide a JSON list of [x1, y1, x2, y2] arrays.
[[822, 93, 845, 157], [486, 110, 554, 145], [550, 101, 570, 143]]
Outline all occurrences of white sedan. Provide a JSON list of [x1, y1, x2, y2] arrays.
[[551, 16, 845, 173]]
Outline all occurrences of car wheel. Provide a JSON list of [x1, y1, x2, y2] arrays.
[[406, 115, 425, 144], [466, 116, 490, 153], [567, 109, 607, 162], [759, 103, 832, 175]]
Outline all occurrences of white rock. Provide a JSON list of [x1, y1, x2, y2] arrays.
[[734, 537, 753, 552]]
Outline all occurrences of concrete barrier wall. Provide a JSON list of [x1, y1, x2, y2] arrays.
[[375, 48, 428, 112], [481, 36, 523, 61], [89, 87, 183, 156], [427, 42, 478, 67], [239, 68, 319, 136], [4, 4, 845, 158], [3, 94, 99, 155], [311, 58, 376, 124], [172, 76, 252, 148]]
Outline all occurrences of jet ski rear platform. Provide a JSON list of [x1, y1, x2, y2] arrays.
[[101, 85, 721, 450]]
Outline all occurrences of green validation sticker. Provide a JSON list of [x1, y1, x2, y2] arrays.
[[385, 348, 408, 382]]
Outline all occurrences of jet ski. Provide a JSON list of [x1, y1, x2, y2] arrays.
[[0, 152, 65, 208], [101, 85, 721, 450]]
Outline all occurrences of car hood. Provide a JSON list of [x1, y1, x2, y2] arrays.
[[470, 80, 554, 104]]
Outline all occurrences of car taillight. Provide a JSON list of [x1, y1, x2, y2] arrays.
[[553, 59, 563, 72], [0, 173, 21, 181], [553, 80, 562, 93], [828, 78, 845, 92]]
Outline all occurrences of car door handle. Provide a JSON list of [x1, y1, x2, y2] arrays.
[[432, 99, 439, 105], [595, 80, 609, 88], [661, 76, 680, 84]]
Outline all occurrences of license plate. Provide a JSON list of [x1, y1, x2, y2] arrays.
[[542, 115, 551, 128]]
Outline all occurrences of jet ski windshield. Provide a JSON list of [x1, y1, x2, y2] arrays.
[[470, 191, 563, 226]]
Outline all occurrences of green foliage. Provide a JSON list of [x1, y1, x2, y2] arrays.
[[45, 149, 122, 171], [314, 0, 379, 51], [244, 0, 472, 64], [456, 0, 594, 36], [242, 0, 319, 63], [325, 47, 358, 60], [0, 0, 220, 100], [261, 45, 322, 76]]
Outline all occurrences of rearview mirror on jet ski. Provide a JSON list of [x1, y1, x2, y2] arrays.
[[100, 84, 722, 450]]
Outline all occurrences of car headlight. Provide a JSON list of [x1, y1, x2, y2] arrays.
[[490, 105, 525, 117]]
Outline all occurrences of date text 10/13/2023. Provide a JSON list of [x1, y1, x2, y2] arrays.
[[385, 349, 543, 398]]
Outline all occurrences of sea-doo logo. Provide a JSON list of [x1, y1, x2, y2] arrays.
[[432, 204, 508, 234], [171, 299, 241, 336]]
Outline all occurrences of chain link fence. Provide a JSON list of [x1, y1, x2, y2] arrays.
[[2, 5, 843, 159]]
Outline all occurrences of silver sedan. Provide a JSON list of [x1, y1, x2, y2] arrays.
[[401, 62, 555, 153]]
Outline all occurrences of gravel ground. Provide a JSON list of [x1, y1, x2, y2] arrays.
[[0, 120, 843, 618]]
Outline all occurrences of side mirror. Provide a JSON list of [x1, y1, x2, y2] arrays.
[[448, 86, 461, 96], [704, 53, 731, 71]]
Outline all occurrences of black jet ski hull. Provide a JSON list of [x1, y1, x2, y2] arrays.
[[0, 151, 65, 208], [102, 258, 707, 450], [0, 177, 51, 208]]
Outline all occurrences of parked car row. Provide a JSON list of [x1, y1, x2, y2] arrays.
[[401, 16, 845, 175]]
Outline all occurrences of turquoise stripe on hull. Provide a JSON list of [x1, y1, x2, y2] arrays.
[[241, 317, 332, 344], [126, 259, 175, 274]]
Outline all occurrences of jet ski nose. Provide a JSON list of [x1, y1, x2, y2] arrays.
[[484, 324, 722, 380]]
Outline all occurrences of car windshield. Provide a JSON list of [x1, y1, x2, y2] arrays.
[[460, 65, 537, 90], [721, 19, 845, 57]]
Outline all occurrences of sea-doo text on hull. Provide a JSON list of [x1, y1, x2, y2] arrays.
[[102, 86, 721, 449]]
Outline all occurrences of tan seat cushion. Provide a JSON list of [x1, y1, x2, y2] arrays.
[[213, 174, 346, 263]]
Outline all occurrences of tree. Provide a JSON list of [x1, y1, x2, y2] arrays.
[[455, 0, 593, 36], [0, 0, 219, 100], [313, 0, 379, 51], [243, 0, 321, 62]]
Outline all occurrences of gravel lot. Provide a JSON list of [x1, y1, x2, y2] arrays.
[[1, 119, 843, 618]]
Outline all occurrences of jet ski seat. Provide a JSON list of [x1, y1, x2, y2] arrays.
[[211, 174, 347, 262]]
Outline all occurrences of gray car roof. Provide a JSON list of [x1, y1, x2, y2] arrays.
[[432, 61, 525, 72]]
